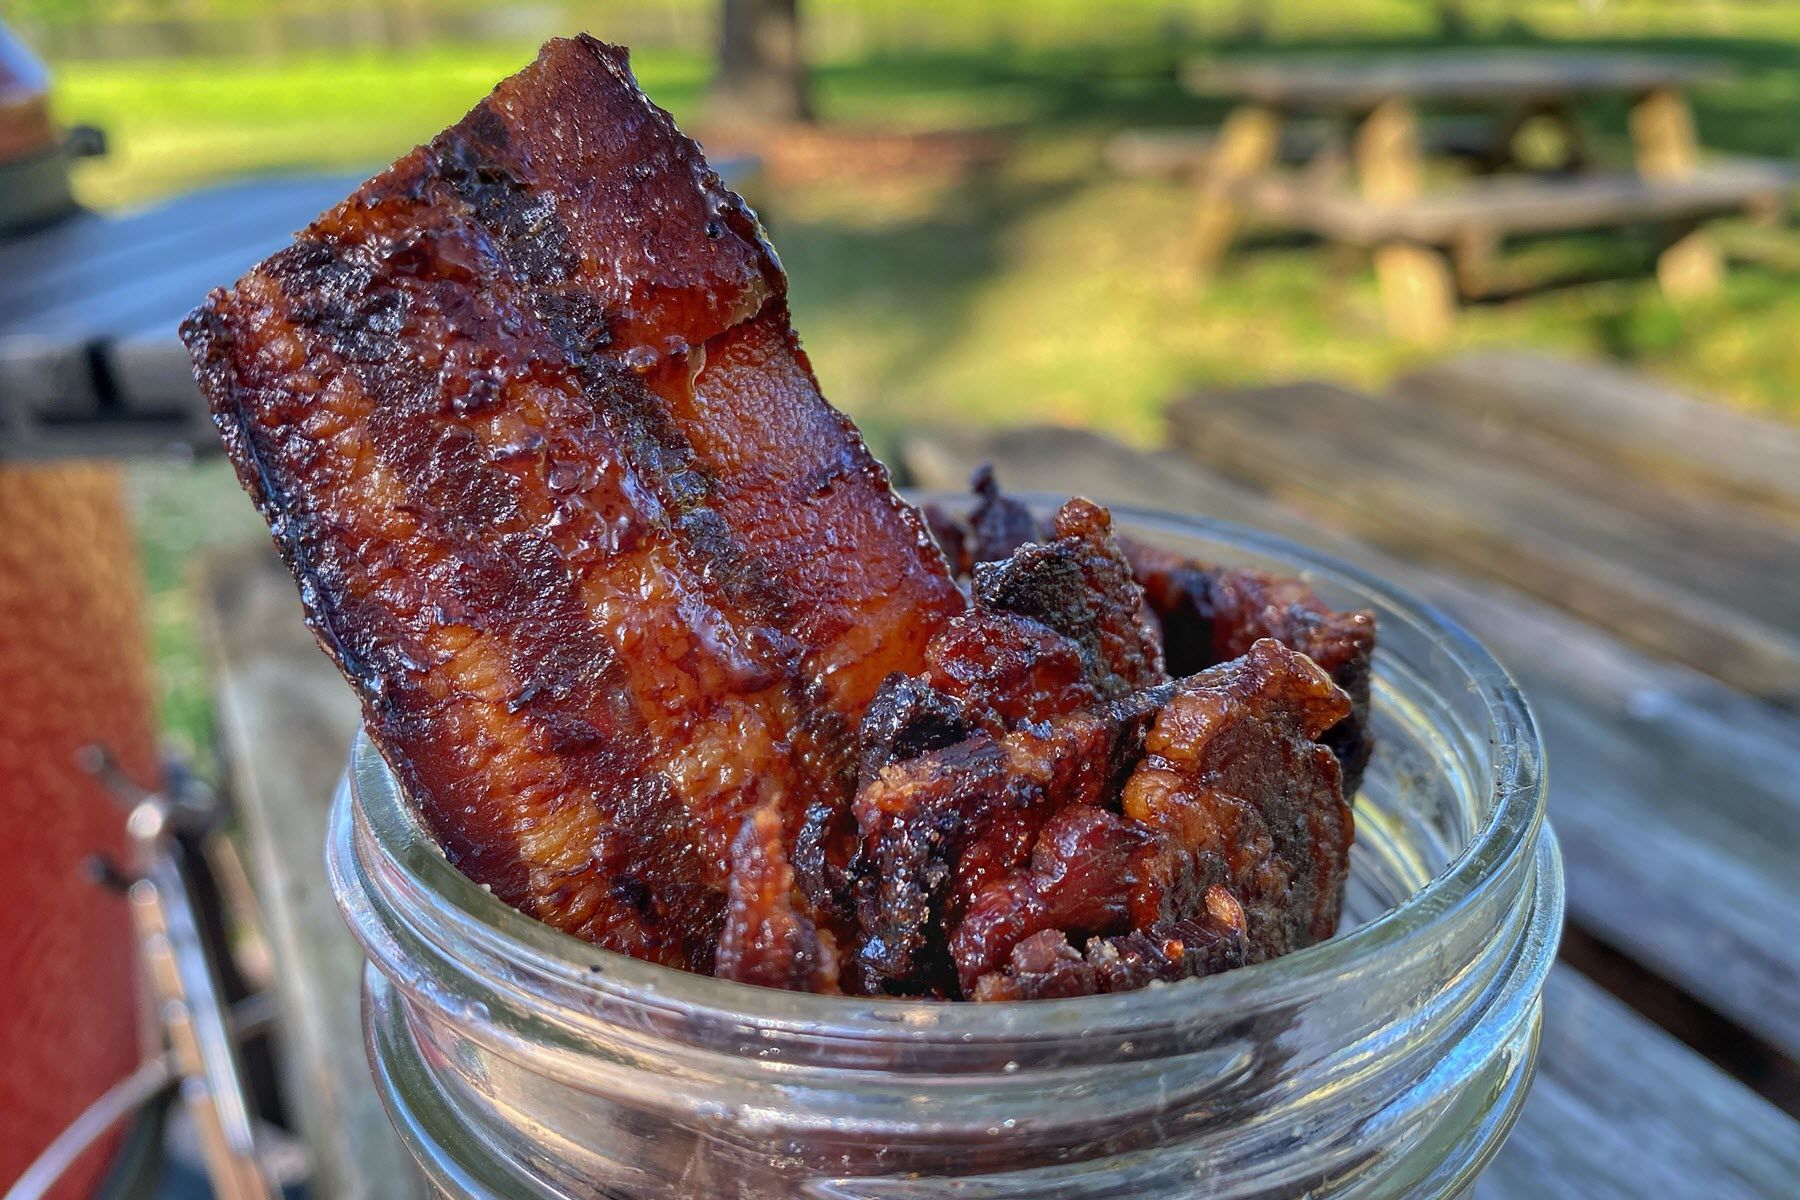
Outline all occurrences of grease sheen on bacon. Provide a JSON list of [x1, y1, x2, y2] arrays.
[[181, 35, 962, 979]]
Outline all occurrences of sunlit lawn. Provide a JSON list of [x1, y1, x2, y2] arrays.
[[52, 29, 1800, 764]]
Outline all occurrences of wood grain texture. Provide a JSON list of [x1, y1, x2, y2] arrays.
[[1393, 351, 1800, 520], [1476, 967, 1800, 1200], [1166, 382, 1800, 702], [200, 547, 424, 1200], [899, 424, 1800, 1061]]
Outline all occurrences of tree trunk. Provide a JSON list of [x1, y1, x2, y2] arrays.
[[710, 0, 812, 126]]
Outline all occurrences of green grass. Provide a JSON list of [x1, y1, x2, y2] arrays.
[[125, 459, 266, 768], [48, 21, 1800, 765]]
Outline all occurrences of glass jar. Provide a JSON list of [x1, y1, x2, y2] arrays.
[[327, 500, 1562, 1199]]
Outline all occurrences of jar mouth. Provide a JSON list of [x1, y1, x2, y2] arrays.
[[337, 499, 1546, 1043]]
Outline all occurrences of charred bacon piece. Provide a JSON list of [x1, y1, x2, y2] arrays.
[[969, 913, 1249, 1002], [947, 805, 1155, 994], [922, 610, 1099, 733], [1122, 639, 1354, 961], [850, 684, 1172, 995], [181, 36, 962, 981], [954, 640, 1346, 997], [1125, 539, 1376, 795], [929, 467, 1374, 796], [972, 498, 1165, 699]]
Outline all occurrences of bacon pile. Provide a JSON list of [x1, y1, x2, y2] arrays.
[[183, 36, 1375, 1000]]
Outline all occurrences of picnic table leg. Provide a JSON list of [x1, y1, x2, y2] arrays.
[[1631, 86, 1722, 300], [1482, 100, 1590, 175], [1191, 103, 1282, 277], [1355, 98, 1454, 343], [1451, 224, 1499, 299]]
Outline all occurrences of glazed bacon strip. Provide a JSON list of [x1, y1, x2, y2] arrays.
[[182, 36, 961, 978]]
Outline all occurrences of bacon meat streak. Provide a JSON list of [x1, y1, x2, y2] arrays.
[[182, 36, 962, 980]]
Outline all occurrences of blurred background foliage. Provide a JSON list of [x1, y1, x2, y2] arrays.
[[12, 0, 1797, 765]]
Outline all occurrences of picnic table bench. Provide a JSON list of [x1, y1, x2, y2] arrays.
[[1177, 51, 1796, 342], [189, 348, 1800, 1196]]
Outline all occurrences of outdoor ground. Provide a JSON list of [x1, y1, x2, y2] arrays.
[[45, 8, 1799, 765]]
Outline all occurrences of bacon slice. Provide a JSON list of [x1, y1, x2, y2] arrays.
[[181, 36, 961, 977]]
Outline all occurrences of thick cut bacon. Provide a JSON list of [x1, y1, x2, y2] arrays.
[[181, 36, 961, 978]]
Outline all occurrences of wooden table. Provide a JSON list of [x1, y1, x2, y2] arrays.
[[1180, 51, 1794, 342]]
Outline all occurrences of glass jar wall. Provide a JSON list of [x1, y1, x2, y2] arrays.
[[327, 502, 1563, 1199]]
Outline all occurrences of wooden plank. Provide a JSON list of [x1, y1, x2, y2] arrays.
[[1475, 967, 1800, 1200], [1183, 51, 1727, 111], [898, 424, 1800, 1060], [1106, 118, 1496, 180], [1290, 383, 1800, 625], [1238, 160, 1794, 247], [199, 547, 425, 1200], [1392, 351, 1800, 520], [1165, 383, 1800, 702]]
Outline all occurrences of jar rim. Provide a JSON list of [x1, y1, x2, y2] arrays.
[[346, 499, 1544, 1040]]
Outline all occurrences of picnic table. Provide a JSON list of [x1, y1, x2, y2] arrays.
[[195, 349, 1800, 1196], [0, 175, 362, 457], [1178, 51, 1796, 341]]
